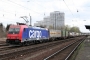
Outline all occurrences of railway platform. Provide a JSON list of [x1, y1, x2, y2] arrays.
[[75, 36, 90, 60]]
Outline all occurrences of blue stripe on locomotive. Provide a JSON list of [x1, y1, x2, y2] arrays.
[[22, 27, 49, 42]]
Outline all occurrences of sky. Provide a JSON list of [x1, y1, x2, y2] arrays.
[[0, 0, 90, 32]]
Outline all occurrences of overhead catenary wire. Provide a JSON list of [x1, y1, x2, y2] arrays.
[[0, 0, 77, 18], [0, 10, 16, 17], [0, 0, 17, 16], [0, 0, 44, 17], [72, 0, 80, 18], [8, 0, 44, 16], [0, 9, 16, 16], [0, 0, 45, 18], [72, 0, 78, 12], [63, 0, 74, 18], [27, 0, 47, 17], [30, 0, 48, 10], [0, 0, 60, 17], [0, 0, 47, 24]]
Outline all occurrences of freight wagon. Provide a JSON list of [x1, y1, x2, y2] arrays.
[[49, 29, 61, 40], [48, 29, 69, 41]]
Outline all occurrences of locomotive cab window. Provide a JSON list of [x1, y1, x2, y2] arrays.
[[8, 28, 20, 34]]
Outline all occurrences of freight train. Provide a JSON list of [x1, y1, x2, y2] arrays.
[[6, 24, 81, 46]]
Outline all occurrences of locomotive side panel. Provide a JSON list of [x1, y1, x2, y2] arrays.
[[22, 28, 49, 42]]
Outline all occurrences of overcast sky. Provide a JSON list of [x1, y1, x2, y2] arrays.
[[0, 0, 90, 32]]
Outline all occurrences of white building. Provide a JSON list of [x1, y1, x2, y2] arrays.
[[50, 11, 65, 29], [43, 16, 52, 27], [34, 11, 65, 29], [34, 21, 44, 26]]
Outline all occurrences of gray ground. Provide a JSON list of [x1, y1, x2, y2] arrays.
[[75, 36, 90, 60]]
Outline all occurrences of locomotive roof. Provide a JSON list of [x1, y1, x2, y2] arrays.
[[28, 26, 48, 30], [10, 25, 28, 28], [9, 25, 48, 30]]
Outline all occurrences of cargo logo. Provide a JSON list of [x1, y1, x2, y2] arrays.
[[29, 30, 42, 38]]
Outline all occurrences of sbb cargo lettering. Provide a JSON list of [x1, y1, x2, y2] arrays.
[[29, 30, 42, 38]]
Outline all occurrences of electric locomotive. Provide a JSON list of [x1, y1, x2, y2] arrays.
[[6, 24, 49, 45]]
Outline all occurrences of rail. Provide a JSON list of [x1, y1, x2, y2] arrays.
[[65, 38, 85, 60], [44, 37, 85, 60]]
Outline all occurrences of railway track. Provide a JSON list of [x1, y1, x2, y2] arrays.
[[0, 36, 86, 60], [12, 36, 85, 60], [44, 37, 85, 60], [0, 41, 19, 51], [0, 39, 71, 60], [0, 46, 11, 51], [0, 45, 20, 52], [0, 44, 7, 46], [0, 41, 7, 46]]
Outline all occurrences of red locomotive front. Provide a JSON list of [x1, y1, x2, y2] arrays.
[[6, 24, 28, 45]]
